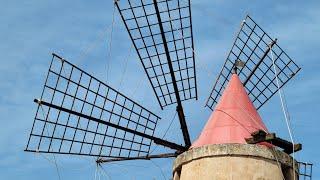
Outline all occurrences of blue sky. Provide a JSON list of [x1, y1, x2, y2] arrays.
[[1, 0, 319, 179]]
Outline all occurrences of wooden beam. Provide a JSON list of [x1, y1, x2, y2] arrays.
[[245, 129, 302, 154]]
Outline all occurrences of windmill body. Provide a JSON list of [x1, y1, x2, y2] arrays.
[[173, 74, 297, 179]]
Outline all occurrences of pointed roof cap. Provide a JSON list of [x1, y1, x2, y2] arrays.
[[191, 74, 269, 148]]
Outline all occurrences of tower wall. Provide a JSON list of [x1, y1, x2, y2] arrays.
[[173, 144, 298, 180]]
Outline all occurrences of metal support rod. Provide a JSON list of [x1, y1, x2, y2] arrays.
[[243, 39, 277, 86], [152, 0, 191, 148], [97, 152, 178, 164], [34, 99, 186, 151]]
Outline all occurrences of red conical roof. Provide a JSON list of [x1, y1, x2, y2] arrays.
[[191, 74, 269, 148]]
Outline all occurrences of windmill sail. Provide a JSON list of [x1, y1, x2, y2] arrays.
[[25, 53, 184, 158], [116, 0, 197, 108], [206, 15, 301, 111], [298, 162, 313, 179]]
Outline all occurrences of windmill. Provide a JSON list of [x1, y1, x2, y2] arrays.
[[25, 0, 312, 179]]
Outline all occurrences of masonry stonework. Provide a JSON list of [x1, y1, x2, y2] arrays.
[[173, 144, 298, 180]]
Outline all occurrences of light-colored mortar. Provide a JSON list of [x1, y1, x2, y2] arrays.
[[173, 144, 298, 180]]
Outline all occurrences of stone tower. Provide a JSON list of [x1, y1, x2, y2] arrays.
[[173, 74, 298, 180]]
